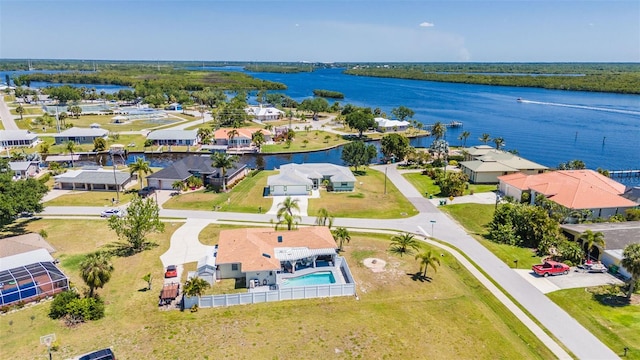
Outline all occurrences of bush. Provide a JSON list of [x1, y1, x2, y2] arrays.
[[49, 290, 80, 319], [49, 291, 104, 324], [448, 160, 458, 166], [38, 173, 51, 184]]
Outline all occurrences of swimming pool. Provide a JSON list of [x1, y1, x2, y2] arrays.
[[281, 272, 336, 287]]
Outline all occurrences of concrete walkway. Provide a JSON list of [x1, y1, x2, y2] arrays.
[[159, 218, 216, 267], [0, 96, 19, 130]]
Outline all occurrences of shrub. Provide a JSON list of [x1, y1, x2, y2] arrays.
[[38, 173, 51, 184], [49, 290, 80, 319], [448, 160, 458, 166]]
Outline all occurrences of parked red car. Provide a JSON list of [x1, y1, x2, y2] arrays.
[[164, 265, 178, 278], [532, 260, 570, 277]]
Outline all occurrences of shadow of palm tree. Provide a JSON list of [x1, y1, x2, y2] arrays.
[[407, 272, 432, 282]]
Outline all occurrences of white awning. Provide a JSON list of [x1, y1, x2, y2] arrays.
[[274, 247, 336, 261]]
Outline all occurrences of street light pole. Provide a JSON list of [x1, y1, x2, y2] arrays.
[[384, 167, 388, 195]]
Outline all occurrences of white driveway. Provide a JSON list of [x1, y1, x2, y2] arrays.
[[266, 191, 319, 217], [159, 218, 216, 267], [514, 268, 623, 294]]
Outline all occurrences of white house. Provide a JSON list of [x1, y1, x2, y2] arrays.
[[52, 127, 108, 145], [460, 148, 547, 184], [374, 117, 410, 132], [246, 105, 284, 121], [54, 168, 132, 191], [146, 130, 199, 146], [0, 130, 39, 149]]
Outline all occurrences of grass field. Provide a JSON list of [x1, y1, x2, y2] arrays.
[[440, 203, 542, 269], [260, 130, 348, 153], [13, 113, 185, 134], [162, 170, 273, 213], [403, 172, 497, 197], [548, 287, 640, 359], [44, 190, 136, 207], [0, 220, 554, 359], [308, 168, 418, 219], [10, 106, 43, 116]]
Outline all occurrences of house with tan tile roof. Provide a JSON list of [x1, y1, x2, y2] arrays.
[[215, 227, 338, 288], [460, 148, 548, 184], [212, 128, 272, 149], [499, 170, 638, 219]]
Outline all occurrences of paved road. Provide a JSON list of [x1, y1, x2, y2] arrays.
[[42, 165, 620, 359], [0, 96, 19, 130]]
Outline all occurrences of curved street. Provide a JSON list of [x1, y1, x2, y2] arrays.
[[42, 163, 619, 359]]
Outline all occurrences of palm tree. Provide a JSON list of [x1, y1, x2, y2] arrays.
[[183, 276, 211, 297], [210, 152, 238, 192], [252, 130, 265, 149], [492, 137, 505, 150], [458, 131, 470, 147], [621, 243, 640, 299], [277, 196, 300, 219], [479, 133, 491, 144], [128, 157, 153, 189], [16, 105, 24, 120], [65, 141, 76, 168], [197, 127, 212, 144], [389, 232, 421, 257], [172, 180, 185, 193], [579, 230, 605, 261], [315, 208, 334, 228], [80, 252, 114, 298], [38, 142, 50, 156], [275, 212, 301, 231], [332, 227, 351, 251], [431, 121, 446, 140], [227, 129, 239, 148], [415, 250, 441, 277]]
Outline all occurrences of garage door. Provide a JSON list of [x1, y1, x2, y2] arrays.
[[148, 179, 175, 190], [271, 185, 308, 196]]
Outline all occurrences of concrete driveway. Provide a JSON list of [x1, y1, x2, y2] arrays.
[[515, 268, 624, 294], [266, 191, 320, 217], [159, 218, 216, 268]]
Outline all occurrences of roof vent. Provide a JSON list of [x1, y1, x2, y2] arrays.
[[262, 253, 271, 258], [277, 235, 283, 243]]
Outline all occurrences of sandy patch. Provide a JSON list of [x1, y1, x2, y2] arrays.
[[363, 258, 387, 273]]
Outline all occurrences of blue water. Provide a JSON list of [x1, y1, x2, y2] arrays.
[[281, 272, 336, 287]]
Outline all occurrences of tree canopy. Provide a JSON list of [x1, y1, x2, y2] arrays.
[[345, 109, 376, 138], [380, 133, 410, 162], [341, 141, 377, 171], [391, 106, 415, 121], [0, 159, 48, 229], [106, 196, 165, 256]]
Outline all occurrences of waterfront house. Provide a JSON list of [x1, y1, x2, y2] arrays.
[[245, 105, 284, 121], [460, 148, 547, 184], [374, 117, 410, 132], [267, 163, 356, 196], [52, 127, 108, 145], [498, 170, 638, 219], [145, 155, 248, 190], [146, 129, 199, 146], [215, 227, 338, 288], [54, 168, 132, 191], [0, 130, 39, 149], [213, 128, 272, 149]]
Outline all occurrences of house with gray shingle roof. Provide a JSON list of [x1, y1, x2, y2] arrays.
[[267, 163, 356, 196], [146, 130, 199, 146], [145, 155, 247, 190], [54, 168, 132, 191], [460, 148, 547, 184], [0, 130, 39, 148], [52, 127, 108, 145]]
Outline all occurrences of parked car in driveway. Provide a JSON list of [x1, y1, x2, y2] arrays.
[[100, 209, 124, 218], [532, 260, 570, 277], [138, 186, 157, 197], [164, 265, 178, 278]]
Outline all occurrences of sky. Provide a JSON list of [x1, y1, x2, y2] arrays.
[[1, 0, 639, 62]]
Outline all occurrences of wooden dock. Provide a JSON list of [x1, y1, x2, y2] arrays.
[[609, 169, 640, 178]]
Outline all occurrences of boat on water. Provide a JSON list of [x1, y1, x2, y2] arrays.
[[448, 121, 463, 127], [516, 98, 523, 102]]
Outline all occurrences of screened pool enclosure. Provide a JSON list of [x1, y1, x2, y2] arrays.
[[0, 262, 69, 307]]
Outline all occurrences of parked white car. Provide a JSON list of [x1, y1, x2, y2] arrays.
[[100, 209, 124, 218]]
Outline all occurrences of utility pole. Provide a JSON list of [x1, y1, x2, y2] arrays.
[[384, 167, 388, 194], [111, 152, 120, 203]]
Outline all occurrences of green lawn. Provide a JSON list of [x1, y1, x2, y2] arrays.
[[0, 220, 554, 359], [308, 168, 418, 219], [162, 170, 273, 213], [440, 203, 542, 269], [403, 172, 497, 197], [44, 190, 136, 207], [548, 287, 640, 359], [260, 130, 348, 153], [15, 114, 184, 134], [10, 106, 43, 116]]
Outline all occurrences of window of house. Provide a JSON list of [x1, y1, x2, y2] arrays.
[[341, 183, 348, 186], [232, 264, 239, 271]]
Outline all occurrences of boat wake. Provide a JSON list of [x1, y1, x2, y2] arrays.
[[518, 99, 640, 116]]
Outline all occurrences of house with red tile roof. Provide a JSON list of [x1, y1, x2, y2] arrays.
[[212, 128, 272, 149], [498, 170, 638, 219]]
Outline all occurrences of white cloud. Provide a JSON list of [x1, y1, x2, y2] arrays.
[[419, 22, 435, 27]]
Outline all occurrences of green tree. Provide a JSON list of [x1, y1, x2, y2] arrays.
[[492, 137, 505, 150], [345, 109, 376, 138], [458, 131, 471, 147], [430, 121, 446, 140], [183, 277, 211, 297], [38, 142, 50, 155], [315, 208, 334, 228], [67, 105, 82, 119], [251, 130, 265, 149], [415, 250, 441, 277], [227, 128, 239, 147], [65, 141, 76, 168], [579, 230, 605, 261], [621, 243, 640, 299], [79, 252, 114, 298], [277, 196, 300, 219], [0, 160, 47, 229], [142, 273, 152, 290], [49, 290, 80, 319], [299, 97, 329, 120], [210, 152, 239, 192], [93, 137, 107, 152], [144, 138, 154, 150], [389, 232, 421, 257], [128, 157, 153, 189], [106, 196, 165, 256], [45, 85, 82, 103], [16, 105, 24, 120], [275, 212, 301, 231], [479, 133, 491, 144], [439, 172, 469, 197], [197, 127, 212, 144], [391, 106, 415, 121], [172, 180, 185, 193], [380, 133, 410, 162], [341, 141, 377, 171], [332, 227, 351, 251]]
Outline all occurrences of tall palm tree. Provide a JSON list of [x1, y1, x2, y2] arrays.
[[252, 130, 265, 149], [227, 129, 239, 148], [277, 196, 300, 219], [183, 276, 211, 297], [579, 230, 605, 261], [315, 208, 334, 228], [210, 152, 238, 192], [332, 227, 351, 251], [389, 232, 421, 257], [415, 250, 441, 277], [431, 121, 446, 140], [80, 252, 114, 298], [479, 133, 491, 144], [492, 137, 505, 150], [16, 105, 24, 120], [275, 212, 301, 231], [621, 243, 640, 299], [458, 131, 471, 147], [197, 127, 212, 144], [65, 141, 76, 168], [128, 157, 153, 189]]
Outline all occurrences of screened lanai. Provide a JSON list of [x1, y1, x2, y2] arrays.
[[0, 262, 69, 307]]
